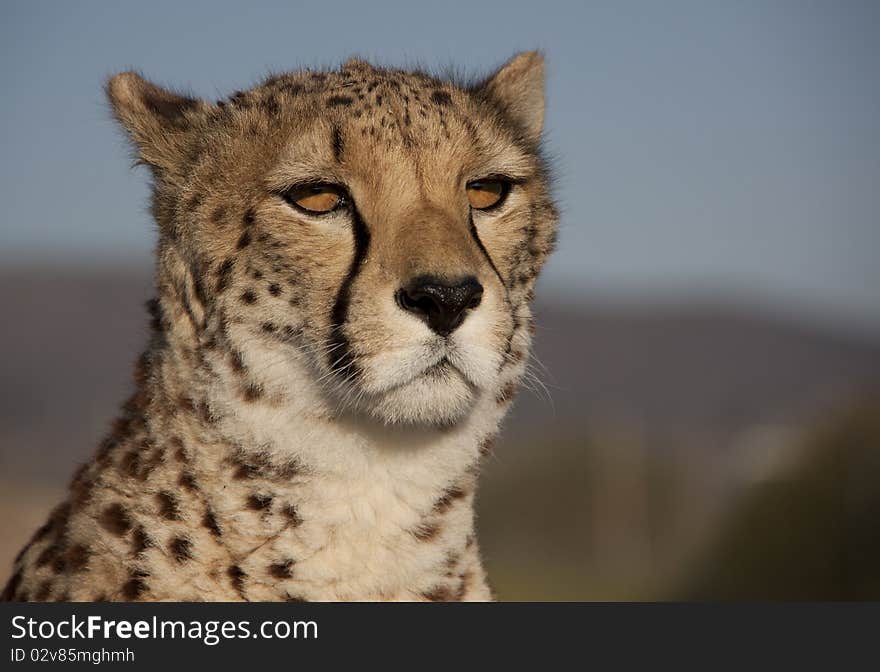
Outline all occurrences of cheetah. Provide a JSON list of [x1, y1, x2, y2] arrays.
[[2, 52, 557, 601]]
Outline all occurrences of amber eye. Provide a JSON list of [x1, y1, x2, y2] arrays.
[[466, 179, 510, 210], [283, 184, 348, 214]]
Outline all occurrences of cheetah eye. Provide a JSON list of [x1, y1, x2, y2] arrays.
[[466, 179, 511, 211], [282, 183, 349, 215]]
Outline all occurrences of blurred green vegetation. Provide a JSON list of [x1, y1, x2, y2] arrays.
[[478, 399, 880, 601], [682, 400, 880, 600]]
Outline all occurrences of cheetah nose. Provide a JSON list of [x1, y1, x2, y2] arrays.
[[396, 275, 483, 337]]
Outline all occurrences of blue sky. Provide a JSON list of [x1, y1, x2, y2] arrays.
[[2, 1, 878, 329]]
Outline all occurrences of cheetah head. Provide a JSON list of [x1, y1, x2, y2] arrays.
[[108, 52, 557, 426]]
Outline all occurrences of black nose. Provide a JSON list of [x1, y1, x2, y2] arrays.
[[397, 275, 483, 336]]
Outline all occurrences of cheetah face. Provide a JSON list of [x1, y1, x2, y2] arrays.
[[108, 53, 557, 426]]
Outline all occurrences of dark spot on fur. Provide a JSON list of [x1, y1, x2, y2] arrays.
[[243, 209, 256, 227], [36, 543, 60, 568], [100, 503, 132, 536], [169, 536, 193, 563], [431, 90, 452, 106], [422, 585, 454, 601], [203, 509, 222, 537], [35, 580, 53, 601], [433, 485, 467, 513], [268, 283, 282, 296], [211, 205, 226, 225], [177, 395, 196, 415], [179, 470, 197, 490], [228, 565, 247, 595], [233, 461, 258, 480], [132, 526, 153, 555], [146, 297, 164, 331], [237, 229, 252, 249], [240, 290, 258, 305], [191, 270, 208, 307], [229, 350, 246, 373], [51, 552, 67, 573], [243, 384, 263, 402], [268, 559, 294, 579], [229, 90, 249, 106], [413, 521, 441, 542], [198, 398, 214, 424], [328, 95, 353, 107], [122, 569, 149, 600], [496, 381, 518, 404], [137, 445, 164, 481], [332, 126, 344, 162], [216, 258, 234, 293], [66, 544, 90, 572], [261, 322, 277, 333], [119, 449, 141, 478], [170, 436, 186, 460], [71, 471, 95, 506], [248, 494, 273, 511], [156, 491, 181, 521]]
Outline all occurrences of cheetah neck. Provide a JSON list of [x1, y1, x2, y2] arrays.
[[126, 270, 507, 599]]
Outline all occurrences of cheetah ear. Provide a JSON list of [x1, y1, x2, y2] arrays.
[[106, 72, 205, 171], [480, 51, 545, 143]]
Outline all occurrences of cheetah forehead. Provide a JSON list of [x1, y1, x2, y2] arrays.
[[214, 61, 514, 158], [106, 52, 547, 177]]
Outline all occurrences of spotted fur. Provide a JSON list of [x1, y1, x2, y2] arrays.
[[1, 52, 557, 602]]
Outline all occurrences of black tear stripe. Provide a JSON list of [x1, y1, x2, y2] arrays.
[[469, 213, 505, 289], [327, 205, 371, 375], [332, 126, 344, 163], [470, 212, 515, 369]]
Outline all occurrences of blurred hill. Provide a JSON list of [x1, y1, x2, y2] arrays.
[[521, 295, 880, 438], [681, 400, 880, 600], [1, 267, 879, 599]]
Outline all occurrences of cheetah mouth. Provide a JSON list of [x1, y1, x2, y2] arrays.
[[366, 352, 474, 397], [360, 354, 478, 426], [342, 338, 494, 424], [384, 355, 467, 392], [423, 357, 453, 376], [415, 351, 479, 388]]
